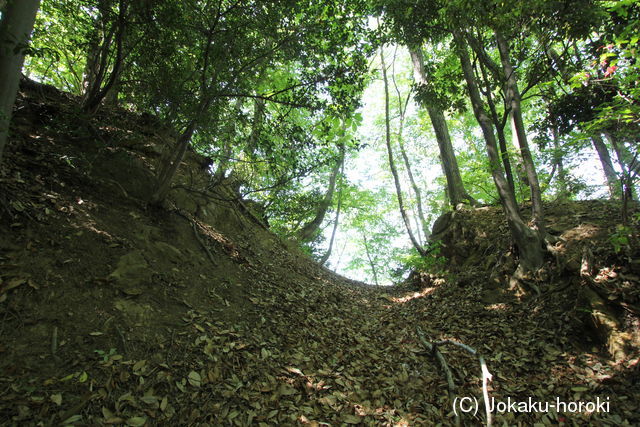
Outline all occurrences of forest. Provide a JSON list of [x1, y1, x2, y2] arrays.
[[0, 0, 639, 425]]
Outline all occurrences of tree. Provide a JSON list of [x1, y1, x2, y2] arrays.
[[0, 0, 40, 165], [81, 0, 130, 113], [591, 134, 620, 199], [495, 32, 546, 234], [138, 0, 369, 205], [296, 143, 344, 243], [380, 42, 426, 256], [409, 47, 476, 209], [388, 46, 430, 240], [453, 29, 545, 272], [319, 158, 344, 265]]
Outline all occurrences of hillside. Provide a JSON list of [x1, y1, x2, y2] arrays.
[[1, 82, 639, 426]]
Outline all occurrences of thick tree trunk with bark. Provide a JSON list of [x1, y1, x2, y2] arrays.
[[454, 30, 544, 272], [591, 134, 620, 199], [496, 32, 545, 234], [381, 45, 426, 256], [409, 48, 476, 209], [0, 0, 40, 165], [296, 145, 344, 243]]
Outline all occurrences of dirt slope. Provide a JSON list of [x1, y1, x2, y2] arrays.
[[0, 82, 639, 426]]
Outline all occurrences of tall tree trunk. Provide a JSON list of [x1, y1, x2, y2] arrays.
[[392, 51, 430, 238], [496, 31, 545, 235], [591, 134, 619, 199], [319, 160, 344, 266], [409, 48, 476, 209], [0, 0, 40, 165], [381, 45, 426, 256], [454, 30, 544, 272], [296, 144, 344, 242]]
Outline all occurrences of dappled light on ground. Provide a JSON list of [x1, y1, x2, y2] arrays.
[[0, 81, 638, 426]]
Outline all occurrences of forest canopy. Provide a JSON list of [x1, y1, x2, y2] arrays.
[[1, 0, 638, 284]]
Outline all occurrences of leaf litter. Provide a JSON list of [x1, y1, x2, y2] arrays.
[[0, 80, 638, 426]]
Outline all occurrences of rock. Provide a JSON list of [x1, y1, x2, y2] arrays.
[[109, 250, 152, 295], [150, 241, 183, 264], [431, 211, 453, 237], [114, 298, 155, 326]]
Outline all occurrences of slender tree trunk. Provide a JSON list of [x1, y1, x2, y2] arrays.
[[605, 132, 636, 200], [319, 160, 344, 266], [454, 30, 544, 272], [297, 144, 344, 242], [392, 53, 430, 238], [0, 0, 40, 165], [381, 45, 426, 256], [551, 124, 568, 199], [409, 48, 476, 209], [213, 98, 244, 183], [82, 0, 128, 114], [248, 97, 265, 152], [150, 119, 198, 205], [398, 137, 429, 239], [479, 65, 517, 196], [82, 0, 113, 97], [591, 134, 619, 199], [82, 32, 101, 95], [496, 32, 545, 235], [362, 232, 380, 286]]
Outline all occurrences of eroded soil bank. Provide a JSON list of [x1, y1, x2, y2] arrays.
[[1, 83, 638, 425]]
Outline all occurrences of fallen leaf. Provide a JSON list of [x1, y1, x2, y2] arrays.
[[126, 416, 147, 426], [50, 393, 62, 406], [188, 371, 201, 387]]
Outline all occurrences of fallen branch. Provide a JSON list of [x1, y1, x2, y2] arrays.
[[416, 326, 493, 427]]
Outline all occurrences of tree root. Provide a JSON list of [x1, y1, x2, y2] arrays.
[[174, 209, 217, 266], [191, 220, 217, 266], [416, 326, 493, 427]]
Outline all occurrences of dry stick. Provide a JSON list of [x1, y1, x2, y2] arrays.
[[416, 327, 459, 426], [51, 326, 58, 355], [51, 326, 61, 364], [417, 326, 494, 427], [114, 324, 129, 356]]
